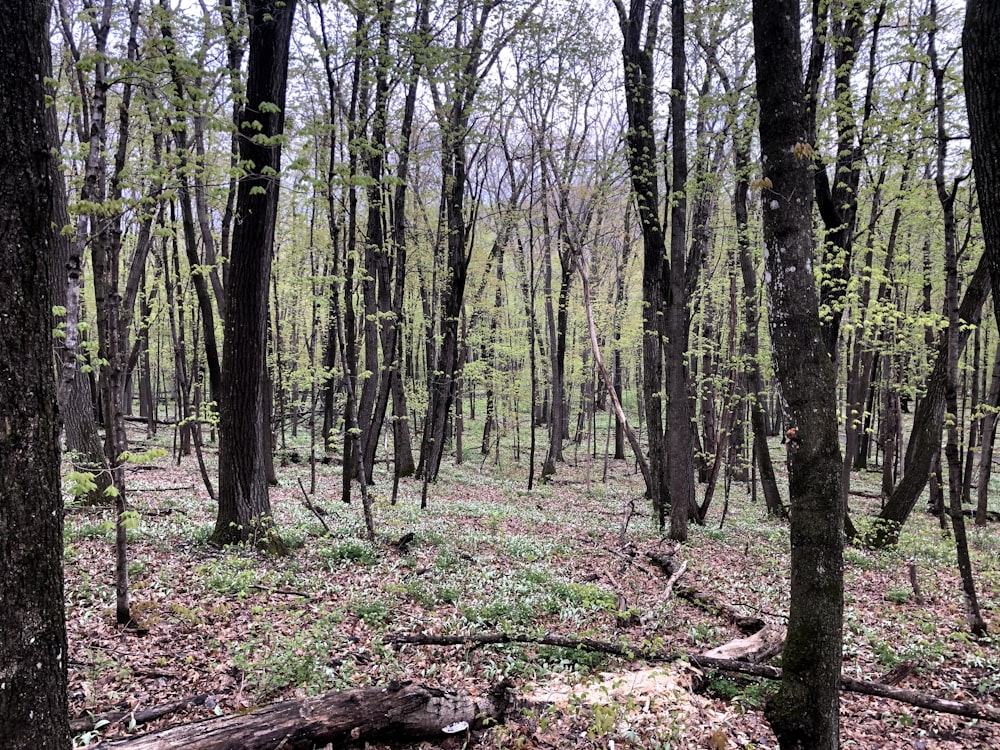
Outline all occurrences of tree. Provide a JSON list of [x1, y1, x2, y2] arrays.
[[418, 0, 525, 491], [965, 0, 1000, 531], [0, 0, 71, 744], [213, 0, 298, 552], [753, 0, 845, 746], [966, 2, 1000, 377], [665, 0, 697, 539], [613, 0, 670, 525]]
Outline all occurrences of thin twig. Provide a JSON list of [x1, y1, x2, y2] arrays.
[[298, 477, 330, 534], [248, 585, 312, 599]]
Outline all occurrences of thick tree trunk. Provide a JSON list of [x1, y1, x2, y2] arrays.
[[753, 1, 845, 747], [965, 0, 1000, 530], [214, 0, 297, 553], [666, 0, 698, 540], [0, 0, 71, 744]]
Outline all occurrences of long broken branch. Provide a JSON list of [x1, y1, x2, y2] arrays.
[[390, 631, 1000, 724], [71, 694, 212, 733]]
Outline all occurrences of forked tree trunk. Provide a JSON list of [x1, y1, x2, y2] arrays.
[[614, 0, 669, 524]]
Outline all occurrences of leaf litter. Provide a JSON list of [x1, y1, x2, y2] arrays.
[[64, 432, 1000, 749]]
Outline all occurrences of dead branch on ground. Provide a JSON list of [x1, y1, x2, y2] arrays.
[[390, 631, 1000, 724]]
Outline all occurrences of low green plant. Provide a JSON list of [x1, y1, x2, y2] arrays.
[[320, 539, 378, 567], [703, 676, 773, 710], [232, 613, 349, 698], [198, 557, 261, 597], [885, 588, 909, 604]]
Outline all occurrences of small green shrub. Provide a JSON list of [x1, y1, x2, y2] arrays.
[[320, 539, 378, 567]]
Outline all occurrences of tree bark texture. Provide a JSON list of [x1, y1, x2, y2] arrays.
[[95, 682, 507, 750], [214, 0, 297, 552], [966, 0, 1000, 404], [753, 1, 845, 746], [0, 0, 71, 744], [667, 0, 697, 539]]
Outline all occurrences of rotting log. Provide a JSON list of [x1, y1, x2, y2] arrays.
[[674, 585, 765, 634], [94, 681, 508, 750], [391, 631, 1000, 724]]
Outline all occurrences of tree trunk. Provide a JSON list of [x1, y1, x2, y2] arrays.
[[932, 6, 987, 636], [965, 0, 1000, 530], [733, 128, 785, 518], [614, 0, 669, 524], [975, 340, 1000, 525], [666, 0, 698, 540], [869, 254, 990, 547], [213, 0, 297, 553], [0, 0, 71, 742], [373, 0, 421, 481], [419, 1, 500, 489], [575, 253, 652, 493], [50, 102, 112, 501], [753, 1, 845, 746]]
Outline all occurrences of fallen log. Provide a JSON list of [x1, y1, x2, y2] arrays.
[[94, 681, 508, 750], [391, 631, 1000, 724], [674, 585, 765, 634]]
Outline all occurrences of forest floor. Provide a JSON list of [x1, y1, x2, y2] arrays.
[[65, 424, 1000, 749]]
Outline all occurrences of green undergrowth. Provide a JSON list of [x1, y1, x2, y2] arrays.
[[62, 425, 1000, 748]]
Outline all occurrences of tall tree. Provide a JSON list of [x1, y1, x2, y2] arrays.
[[753, 0, 845, 746], [966, 2, 1000, 358], [665, 0, 697, 539], [0, 0, 71, 743], [965, 0, 1000, 531], [419, 0, 519, 489], [613, 0, 669, 524], [213, 0, 298, 551]]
